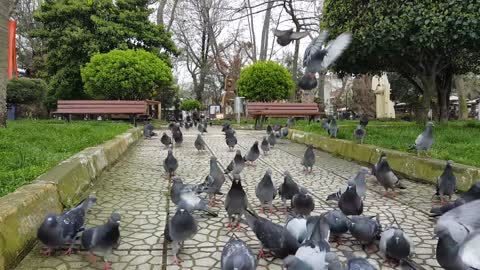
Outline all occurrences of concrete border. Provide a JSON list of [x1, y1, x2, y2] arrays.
[[0, 128, 142, 270], [288, 129, 479, 192]]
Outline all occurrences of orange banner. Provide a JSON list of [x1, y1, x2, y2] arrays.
[[7, 20, 17, 79]]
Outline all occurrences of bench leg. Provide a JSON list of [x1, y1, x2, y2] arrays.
[[68, 114, 71, 122]]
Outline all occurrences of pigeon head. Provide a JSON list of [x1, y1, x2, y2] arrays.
[[172, 176, 183, 184], [326, 193, 338, 201], [307, 144, 313, 149], [210, 156, 217, 162], [167, 149, 173, 155], [393, 229, 405, 244], [283, 255, 301, 268], [265, 168, 272, 175], [380, 156, 388, 162], [426, 122, 434, 127], [254, 141, 259, 146], [446, 160, 454, 166], [235, 150, 241, 155], [109, 213, 121, 224], [43, 214, 58, 226], [233, 173, 241, 182], [358, 167, 370, 175]]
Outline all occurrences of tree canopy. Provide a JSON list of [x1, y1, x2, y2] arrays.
[[237, 61, 294, 102], [32, 0, 178, 105], [322, 0, 480, 121], [180, 99, 203, 111]]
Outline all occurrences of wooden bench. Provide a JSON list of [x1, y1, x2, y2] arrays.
[[52, 100, 160, 125], [246, 102, 321, 128]]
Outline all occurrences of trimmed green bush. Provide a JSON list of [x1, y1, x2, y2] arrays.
[[180, 99, 202, 111], [81, 49, 173, 100], [7, 78, 47, 104], [237, 61, 294, 101]]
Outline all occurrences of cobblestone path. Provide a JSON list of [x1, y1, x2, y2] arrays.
[[16, 127, 442, 270]]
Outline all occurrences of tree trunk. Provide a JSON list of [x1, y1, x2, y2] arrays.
[[436, 69, 453, 123], [259, 0, 274, 61], [454, 75, 468, 120], [0, 0, 10, 128], [316, 71, 326, 99], [157, 0, 167, 25], [417, 76, 436, 123], [291, 39, 300, 100], [166, 0, 179, 32]]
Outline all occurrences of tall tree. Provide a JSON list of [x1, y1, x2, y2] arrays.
[[322, 0, 480, 122]]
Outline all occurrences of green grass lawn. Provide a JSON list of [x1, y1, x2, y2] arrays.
[[295, 120, 480, 168], [0, 120, 131, 197]]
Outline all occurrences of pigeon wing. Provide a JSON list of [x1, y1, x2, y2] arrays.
[[290, 31, 309, 40], [321, 32, 352, 69], [459, 231, 480, 269], [303, 31, 329, 67]]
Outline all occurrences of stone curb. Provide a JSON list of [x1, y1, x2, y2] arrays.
[[0, 127, 142, 270], [288, 129, 479, 192]]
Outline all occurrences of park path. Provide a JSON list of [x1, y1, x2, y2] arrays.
[[16, 126, 442, 270]]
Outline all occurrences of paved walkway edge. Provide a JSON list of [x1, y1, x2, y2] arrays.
[[288, 129, 479, 191], [0, 127, 142, 270]]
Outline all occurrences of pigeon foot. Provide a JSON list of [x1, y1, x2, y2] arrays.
[[104, 261, 111, 270], [88, 253, 97, 264], [171, 256, 181, 265], [41, 247, 53, 256], [62, 247, 74, 256]]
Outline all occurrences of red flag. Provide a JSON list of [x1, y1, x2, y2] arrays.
[[7, 20, 17, 79]]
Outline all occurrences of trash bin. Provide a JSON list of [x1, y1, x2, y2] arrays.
[[7, 104, 15, 120]]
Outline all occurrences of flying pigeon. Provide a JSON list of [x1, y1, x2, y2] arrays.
[[194, 134, 207, 152], [245, 209, 299, 259], [261, 136, 270, 155], [224, 150, 245, 175], [435, 160, 457, 205], [299, 32, 352, 90], [273, 28, 309, 46], [409, 122, 434, 156], [328, 118, 338, 138], [244, 141, 260, 166], [286, 216, 308, 244], [161, 132, 172, 147], [225, 178, 248, 230], [255, 169, 277, 214], [81, 212, 121, 270], [279, 171, 301, 213], [322, 210, 349, 245], [163, 149, 178, 177], [375, 156, 404, 197], [380, 227, 415, 266], [354, 125, 366, 144], [348, 215, 382, 253], [37, 196, 97, 256], [268, 132, 277, 148], [291, 189, 315, 217], [221, 238, 257, 270], [165, 208, 198, 265], [301, 144, 315, 174], [338, 184, 363, 216], [430, 181, 480, 217]]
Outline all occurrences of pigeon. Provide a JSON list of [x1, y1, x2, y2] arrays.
[[255, 169, 277, 214], [279, 171, 300, 212], [268, 132, 277, 148], [284, 255, 314, 270], [325, 252, 344, 270], [280, 126, 289, 139], [304, 216, 331, 249], [360, 115, 369, 128], [338, 184, 363, 216], [409, 122, 434, 156], [346, 256, 377, 270], [430, 181, 480, 217], [37, 196, 97, 256], [245, 209, 299, 259], [287, 117, 295, 128], [194, 134, 207, 152], [354, 125, 366, 144], [348, 215, 382, 252], [198, 123, 207, 135], [379, 227, 415, 266], [291, 189, 315, 217], [165, 208, 198, 265], [328, 118, 338, 138], [224, 150, 245, 175], [302, 144, 315, 174], [143, 123, 152, 138], [170, 177, 217, 217], [225, 127, 236, 137], [261, 136, 270, 155], [163, 149, 178, 177], [459, 231, 480, 270], [286, 216, 308, 244], [371, 152, 386, 177], [170, 176, 200, 204], [172, 125, 183, 145], [266, 124, 273, 135], [299, 32, 352, 90], [160, 132, 172, 147], [322, 210, 349, 244], [81, 213, 121, 270], [226, 134, 238, 152], [168, 122, 175, 130], [221, 122, 231, 132], [321, 119, 330, 131], [273, 28, 309, 46], [221, 238, 257, 270], [435, 160, 457, 205], [273, 124, 282, 136], [201, 157, 226, 205], [244, 141, 260, 165], [435, 199, 480, 269], [347, 167, 369, 199], [225, 178, 248, 230], [375, 156, 403, 197], [285, 240, 328, 270]]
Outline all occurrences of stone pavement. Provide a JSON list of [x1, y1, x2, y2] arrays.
[[15, 127, 443, 270]]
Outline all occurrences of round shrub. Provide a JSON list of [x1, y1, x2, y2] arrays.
[[237, 61, 294, 101], [180, 99, 202, 111], [81, 49, 172, 100], [7, 78, 47, 104]]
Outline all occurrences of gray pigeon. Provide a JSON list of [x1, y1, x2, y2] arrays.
[[410, 122, 434, 156], [347, 167, 369, 199], [163, 149, 178, 177], [347, 257, 377, 270], [321, 119, 330, 131], [273, 28, 309, 46], [194, 134, 206, 152], [328, 119, 338, 138], [338, 184, 363, 216], [161, 132, 172, 147], [286, 240, 329, 270], [435, 160, 457, 204], [268, 132, 277, 148], [286, 217, 308, 244], [291, 189, 315, 217], [323, 210, 349, 245], [379, 227, 415, 266], [430, 181, 480, 217], [280, 126, 289, 139], [375, 156, 403, 197], [245, 209, 299, 259], [201, 157, 226, 205], [287, 117, 295, 128], [266, 124, 273, 135], [170, 177, 217, 217], [302, 144, 315, 174], [279, 171, 300, 212], [224, 150, 245, 175], [284, 255, 314, 270], [261, 136, 270, 155], [170, 176, 200, 204], [371, 152, 386, 177], [255, 169, 277, 214], [348, 215, 381, 253], [244, 141, 260, 165], [81, 213, 121, 270], [143, 123, 152, 139], [37, 196, 97, 256], [354, 125, 366, 144], [225, 178, 248, 230], [198, 123, 207, 135], [305, 216, 331, 250], [360, 115, 369, 128], [165, 208, 198, 265], [226, 134, 237, 152], [435, 199, 480, 270], [172, 125, 183, 145], [221, 238, 257, 270], [299, 32, 352, 90]]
